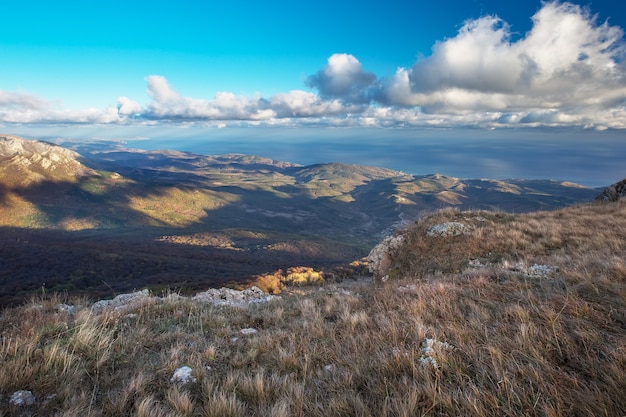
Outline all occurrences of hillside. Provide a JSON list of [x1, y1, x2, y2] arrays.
[[1, 198, 624, 416], [0, 135, 600, 305]]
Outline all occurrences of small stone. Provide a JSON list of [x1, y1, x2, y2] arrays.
[[9, 390, 35, 406], [419, 355, 439, 369], [240, 328, 258, 335], [468, 259, 484, 268], [170, 366, 196, 384], [58, 304, 75, 314]]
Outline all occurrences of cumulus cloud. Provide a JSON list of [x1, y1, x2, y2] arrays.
[[140, 75, 358, 121], [143, 75, 271, 120], [306, 53, 377, 103], [382, 0, 626, 127], [117, 97, 142, 116]]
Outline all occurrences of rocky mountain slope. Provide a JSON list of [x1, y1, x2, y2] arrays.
[[0, 135, 95, 187]]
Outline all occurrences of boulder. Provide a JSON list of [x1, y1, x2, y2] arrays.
[[367, 234, 405, 280]]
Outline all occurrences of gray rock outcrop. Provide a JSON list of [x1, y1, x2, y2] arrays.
[[91, 289, 151, 313], [426, 222, 471, 237], [367, 234, 406, 280], [0, 135, 95, 185], [88, 286, 277, 314], [596, 178, 626, 202], [192, 286, 275, 306]]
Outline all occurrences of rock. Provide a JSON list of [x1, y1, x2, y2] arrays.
[[89, 286, 277, 314], [397, 284, 418, 293], [192, 286, 276, 306], [426, 222, 470, 237], [419, 338, 454, 370], [596, 178, 626, 202], [524, 264, 558, 278], [9, 390, 35, 406], [0, 135, 95, 185], [58, 303, 75, 314], [367, 234, 406, 279], [468, 259, 487, 268], [91, 289, 150, 313], [170, 366, 196, 384], [240, 328, 258, 335]]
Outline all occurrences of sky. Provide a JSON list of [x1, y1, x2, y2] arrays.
[[2, 0, 626, 186]]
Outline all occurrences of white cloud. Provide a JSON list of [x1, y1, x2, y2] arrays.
[[141, 76, 357, 121], [117, 97, 142, 116], [0, 89, 124, 124], [269, 90, 352, 117], [143, 75, 274, 120], [382, 0, 626, 128], [306, 53, 377, 103], [0, 90, 48, 110]]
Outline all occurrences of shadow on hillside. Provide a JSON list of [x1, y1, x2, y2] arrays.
[[0, 173, 390, 307]]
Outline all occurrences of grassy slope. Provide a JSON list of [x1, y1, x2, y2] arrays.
[[1, 200, 624, 416]]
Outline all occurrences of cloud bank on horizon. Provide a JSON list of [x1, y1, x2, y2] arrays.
[[1, 2, 625, 130]]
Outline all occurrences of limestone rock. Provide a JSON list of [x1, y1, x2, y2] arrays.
[[58, 303, 76, 314], [9, 390, 35, 406], [91, 289, 151, 313], [170, 366, 196, 384], [426, 222, 470, 237], [523, 264, 558, 278], [596, 178, 626, 202], [192, 286, 275, 306], [367, 234, 405, 279], [0, 135, 95, 186]]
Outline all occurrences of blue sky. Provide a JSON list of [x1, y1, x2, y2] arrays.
[[2, 1, 626, 185]]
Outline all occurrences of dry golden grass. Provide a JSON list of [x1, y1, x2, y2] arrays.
[[1, 201, 625, 416]]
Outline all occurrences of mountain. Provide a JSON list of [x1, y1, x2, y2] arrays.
[[0, 135, 601, 305], [0, 135, 95, 187]]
